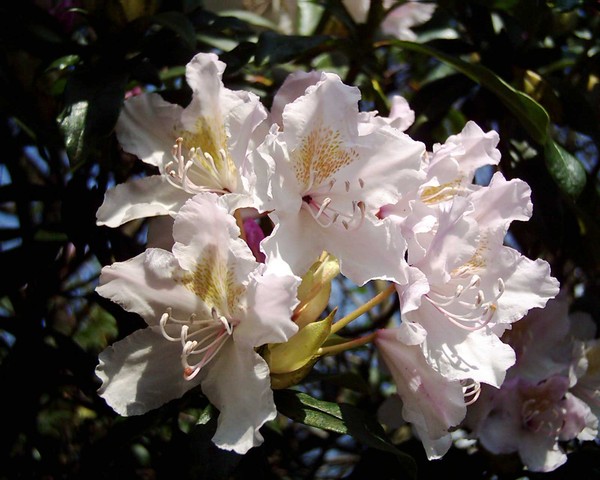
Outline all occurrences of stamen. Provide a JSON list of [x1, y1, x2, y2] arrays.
[[462, 379, 481, 406], [164, 136, 234, 194], [425, 275, 504, 331], [158, 305, 235, 381]]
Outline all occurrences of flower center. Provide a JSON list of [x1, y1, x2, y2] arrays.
[[521, 396, 565, 437], [159, 306, 235, 380], [301, 174, 366, 229], [164, 137, 236, 194]]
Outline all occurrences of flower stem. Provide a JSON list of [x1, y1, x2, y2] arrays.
[[318, 332, 376, 356], [330, 283, 396, 335]]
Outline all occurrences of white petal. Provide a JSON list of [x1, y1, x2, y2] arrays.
[[235, 263, 300, 348], [96, 175, 190, 227], [332, 216, 411, 285], [271, 70, 324, 128], [201, 340, 276, 454], [261, 210, 331, 278], [96, 249, 201, 325], [96, 326, 202, 415], [491, 248, 560, 325], [376, 329, 467, 442], [172, 193, 256, 277], [116, 93, 182, 168], [410, 300, 516, 386], [519, 434, 566, 473]]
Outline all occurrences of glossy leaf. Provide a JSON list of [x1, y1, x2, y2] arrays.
[[544, 139, 587, 200], [274, 389, 417, 477], [392, 40, 550, 145], [254, 32, 332, 66], [57, 70, 128, 166]]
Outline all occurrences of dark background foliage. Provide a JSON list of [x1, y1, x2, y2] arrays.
[[0, 0, 599, 478]]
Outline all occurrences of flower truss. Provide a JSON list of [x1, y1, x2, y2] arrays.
[[94, 52, 597, 469]]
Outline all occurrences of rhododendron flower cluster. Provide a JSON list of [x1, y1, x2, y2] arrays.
[[93, 52, 589, 467]]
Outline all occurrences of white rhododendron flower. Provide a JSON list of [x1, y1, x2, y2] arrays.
[[95, 193, 300, 454], [376, 328, 467, 459], [344, 0, 436, 40], [383, 123, 559, 389], [96, 52, 269, 227], [94, 48, 566, 464], [254, 71, 425, 283]]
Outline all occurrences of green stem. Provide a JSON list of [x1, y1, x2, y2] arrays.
[[318, 332, 377, 356], [330, 283, 396, 335]]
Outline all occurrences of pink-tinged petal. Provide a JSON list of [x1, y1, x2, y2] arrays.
[[560, 393, 597, 441], [171, 193, 256, 277], [224, 90, 269, 171], [235, 261, 300, 348], [116, 92, 182, 167], [518, 435, 566, 473], [96, 326, 202, 415], [415, 196, 478, 284], [281, 72, 361, 154], [470, 172, 532, 235], [491, 248, 560, 325], [428, 121, 500, 185], [504, 296, 574, 383], [96, 249, 202, 325], [271, 70, 324, 128], [376, 328, 467, 446], [334, 127, 424, 210], [410, 299, 516, 386], [395, 266, 429, 316], [96, 175, 190, 227], [185, 52, 225, 91], [261, 210, 328, 277], [182, 53, 226, 128], [387, 95, 415, 131], [381, 2, 437, 40], [330, 216, 411, 285], [201, 340, 276, 454]]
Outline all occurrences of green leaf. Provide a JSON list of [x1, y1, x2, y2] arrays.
[[544, 140, 587, 199], [57, 70, 128, 166], [275, 390, 417, 477], [254, 32, 332, 66], [391, 40, 550, 145], [150, 11, 196, 49]]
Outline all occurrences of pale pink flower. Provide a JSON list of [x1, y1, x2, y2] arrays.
[[344, 1, 436, 40], [95, 193, 300, 453], [376, 328, 468, 459], [97, 53, 268, 227], [386, 123, 558, 387], [253, 71, 425, 283], [467, 376, 596, 472]]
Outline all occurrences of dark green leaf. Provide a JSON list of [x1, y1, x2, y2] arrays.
[[391, 40, 550, 145], [274, 389, 417, 478], [254, 32, 332, 66], [150, 11, 197, 50], [544, 140, 587, 199], [57, 70, 128, 165]]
